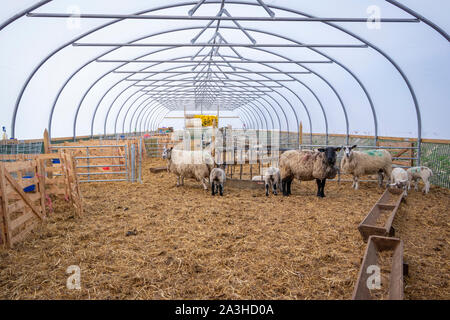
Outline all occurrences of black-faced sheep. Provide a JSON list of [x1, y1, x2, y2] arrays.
[[264, 167, 281, 196], [210, 167, 226, 196], [407, 166, 433, 194], [340, 145, 393, 190], [280, 147, 341, 197], [162, 146, 214, 190], [389, 167, 410, 195]]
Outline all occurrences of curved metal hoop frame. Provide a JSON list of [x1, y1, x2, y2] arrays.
[[3, 0, 448, 158]]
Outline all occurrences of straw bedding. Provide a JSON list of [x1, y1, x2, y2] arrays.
[[0, 158, 448, 299]]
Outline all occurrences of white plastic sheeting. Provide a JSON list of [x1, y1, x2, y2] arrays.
[[0, 0, 448, 140]]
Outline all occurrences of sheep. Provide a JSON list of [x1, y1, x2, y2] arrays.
[[388, 167, 410, 195], [340, 145, 393, 190], [162, 146, 214, 190], [407, 166, 433, 194], [280, 147, 341, 197], [264, 167, 281, 196], [210, 167, 226, 196]]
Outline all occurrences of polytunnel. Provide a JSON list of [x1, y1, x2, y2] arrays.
[[0, 0, 449, 147], [1, 0, 450, 300]]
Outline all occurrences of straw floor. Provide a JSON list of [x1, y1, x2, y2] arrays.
[[0, 158, 448, 299]]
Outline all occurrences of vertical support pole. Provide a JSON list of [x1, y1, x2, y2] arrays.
[[139, 138, 143, 184], [417, 139, 421, 166], [131, 143, 136, 183], [124, 144, 129, 182], [258, 158, 261, 177], [86, 147, 90, 182], [299, 121, 303, 149], [211, 120, 216, 158], [217, 104, 220, 128]]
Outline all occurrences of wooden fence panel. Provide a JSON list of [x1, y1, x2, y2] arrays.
[[0, 160, 46, 248]]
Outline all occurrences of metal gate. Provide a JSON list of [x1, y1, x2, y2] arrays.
[[50, 143, 142, 183]]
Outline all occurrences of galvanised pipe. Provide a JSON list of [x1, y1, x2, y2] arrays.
[[130, 71, 287, 139], [28, 12, 419, 23], [107, 63, 296, 140], [109, 62, 301, 143]]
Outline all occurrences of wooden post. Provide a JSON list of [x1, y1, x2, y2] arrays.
[[43, 129, 53, 179], [43, 129, 50, 154], [33, 160, 46, 218], [0, 164, 13, 247], [0, 165, 7, 246], [299, 121, 303, 147]]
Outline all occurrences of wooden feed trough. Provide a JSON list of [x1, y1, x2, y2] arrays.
[[226, 179, 264, 190], [352, 235, 405, 300], [149, 166, 167, 173], [358, 188, 405, 242]]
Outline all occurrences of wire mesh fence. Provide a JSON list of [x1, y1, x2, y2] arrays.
[[420, 142, 450, 189], [0, 140, 43, 160]]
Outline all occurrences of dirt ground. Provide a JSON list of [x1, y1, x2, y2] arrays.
[[0, 158, 448, 300]]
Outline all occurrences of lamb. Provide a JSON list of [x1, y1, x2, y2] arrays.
[[264, 167, 281, 196], [389, 167, 410, 195], [407, 166, 433, 194], [280, 147, 341, 197], [162, 146, 214, 190], [340, 145, 393, 190], [210, 167, 226, 196]]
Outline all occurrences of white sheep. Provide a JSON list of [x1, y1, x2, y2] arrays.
[[407, 166, 433, 194], [340, 145, 393, 190], [264, 167, 281, 196], [280, 147, 341, 197], [210, 167, 226, 196], [389, 167, 410, 195], [162, 146, 213, 190]]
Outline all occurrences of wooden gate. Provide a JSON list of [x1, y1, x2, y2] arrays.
[[0, 160, 46, 248]]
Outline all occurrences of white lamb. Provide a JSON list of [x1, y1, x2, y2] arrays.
[[389, 167, 410, 195], [407, 166, 433, 194], [340, 145, 393, 190], [210, 167, 226, 196], [264, 167, 281, 196]]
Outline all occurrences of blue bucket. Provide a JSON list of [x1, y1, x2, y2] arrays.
[[23, 176, 36, 192]]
